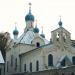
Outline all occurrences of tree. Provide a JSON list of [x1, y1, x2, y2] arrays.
[[0, 32, 10, 60]]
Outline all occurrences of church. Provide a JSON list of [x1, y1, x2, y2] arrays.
[[5, 3, 75, 75]]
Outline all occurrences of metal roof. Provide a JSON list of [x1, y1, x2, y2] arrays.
[[16, 30, 49, 44]]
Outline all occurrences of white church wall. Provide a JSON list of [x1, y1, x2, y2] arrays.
[[32, 37, 45, 46], [20, 48, 44, 72], [16, 44, 36, 55], [5, 49, 11, 75], [43, 44, 75, 69]]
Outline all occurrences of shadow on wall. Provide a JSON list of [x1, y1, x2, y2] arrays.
[[12, 66, 75, 75]]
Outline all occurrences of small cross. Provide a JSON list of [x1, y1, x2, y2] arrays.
[[59, 16, 61, 21], [42, 26, 43, 33]]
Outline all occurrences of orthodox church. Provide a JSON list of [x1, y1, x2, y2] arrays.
[[5, 3, 75, 75]]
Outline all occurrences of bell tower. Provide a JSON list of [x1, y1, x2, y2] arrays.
[[51, 18, 71, 48]]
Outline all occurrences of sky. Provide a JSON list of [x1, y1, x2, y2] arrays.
[[0, 0, 75, 40]]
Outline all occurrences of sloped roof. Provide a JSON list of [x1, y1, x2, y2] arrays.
[[17, 31, 35, 44], [42, 38, 49, 44], [56, 55, 71, 68], [16, 30, 49, 44], [51, 27, 70, 34], [0, 51, 4, 64]]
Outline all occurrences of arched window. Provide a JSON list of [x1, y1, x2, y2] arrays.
[[24, 64, 26, 72], [48, 54, 53, 66], [7, 61, 9, 72], [11, 55, 13, 66], [63, 33, 66, 42], [30, 62, 32, 72], [36, 61, 39, 71], [61, 59, 65, 66], [72, 56, 75, 65], [56, 32, 59, 41], [36, 42, 40, 47], [15, 58, 17, 70]]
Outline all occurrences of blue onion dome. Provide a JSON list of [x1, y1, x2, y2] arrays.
[[13, 26, 19, 35], [58, 16, 62, 27], [40, 34, 45, 38], [33, 25, 39, 33], [25, 13, 34, 22], [25, 3, 34, 22], [58, 20, 62, 26]]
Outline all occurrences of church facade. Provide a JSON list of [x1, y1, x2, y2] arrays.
[[5, 3, 75, 75]]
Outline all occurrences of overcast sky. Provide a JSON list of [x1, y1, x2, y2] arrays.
[[0, 0, 75, 40]]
